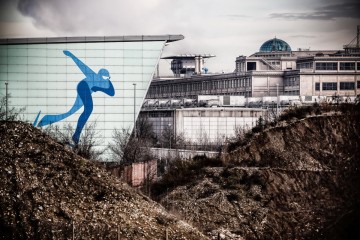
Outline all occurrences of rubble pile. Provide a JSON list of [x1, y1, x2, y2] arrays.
[[159, 114, 360, 240], [0, 121, 207, 239]]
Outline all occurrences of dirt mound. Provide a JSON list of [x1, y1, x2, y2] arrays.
[[0, 121, 207, 240], [224, 115, 359, 170], [159, 114, 360, 239]]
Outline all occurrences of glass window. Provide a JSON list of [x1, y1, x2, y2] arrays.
[[322, 82, 337, 91], [315, 82, 320, 91], [7, 48, 27, 57], [7, 64, 28, 73], [247, 62, 256, 70], [340, 82, 355, 90], [8, 56, 28, 65], [124, 58, 143, 66], [27, 48, 47, 57], [105, 50, 124, 58], [0, 47, 7, 57], [315, 62, 337, 70], [297, 62, 313, 69], [357, 81, 360, 89], [124, 49, 143, 58], [339, 62, 355, 70]]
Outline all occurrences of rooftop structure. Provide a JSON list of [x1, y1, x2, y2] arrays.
[[0, 35, 184, 44], [343, 25, 360, 55], [162, 54, 215, 77], [259, 38, 292, 52]]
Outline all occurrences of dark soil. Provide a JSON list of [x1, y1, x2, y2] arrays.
[[0, 121, 208, 240], [156, 112, 360, 239]]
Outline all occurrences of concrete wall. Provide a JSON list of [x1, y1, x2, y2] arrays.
[[175, 108, 265, 143], [300, 73, 359, 96], [251, 74, 283, 97], [150, 148, 218, 160]]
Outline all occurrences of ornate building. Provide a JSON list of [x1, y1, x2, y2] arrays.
[[147, 34, 360, 100]]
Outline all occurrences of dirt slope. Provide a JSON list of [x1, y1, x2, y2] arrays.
[[225, 114, 359, 170], [0, 121, 208, 240], [159, 114, 360, 239]]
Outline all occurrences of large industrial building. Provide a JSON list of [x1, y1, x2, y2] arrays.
[[142, 30, 360, 146], [0, 35, 184, 158], [147, 32, 360, 100]]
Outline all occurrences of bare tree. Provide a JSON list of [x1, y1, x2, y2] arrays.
[[141, 160, 158, 196], [233, 125, 247, 141], [108, 128, 131, 164], [0, 94, 26, 121], [44, 121, 104, 161], [196, 130, 211, 151], [136, 116, 156, 142], [213, 133, 226, 153], [109, 128, 154, 164], [159, 125, 188, 149]]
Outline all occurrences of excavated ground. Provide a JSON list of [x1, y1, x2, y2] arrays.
[[159, 113, 360, 240], [0, 121, 208, 240]]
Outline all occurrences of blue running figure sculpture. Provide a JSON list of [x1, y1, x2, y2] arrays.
[[34, 50, 115, 144]]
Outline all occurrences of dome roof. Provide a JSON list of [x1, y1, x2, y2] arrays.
[[260, 38, 291, 52]]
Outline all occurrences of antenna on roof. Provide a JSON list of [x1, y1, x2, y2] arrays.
[[343, 26, 360, 53], [357, 25, 359, 48]]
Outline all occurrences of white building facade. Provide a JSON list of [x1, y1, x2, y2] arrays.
[[0, 35, 184, 158]]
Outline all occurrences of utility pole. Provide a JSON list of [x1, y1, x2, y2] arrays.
[[276, 83, 279, 117], [133, 83, 137, 138], [5, 81, 8, 120], [168, 123, 172, 149], [156, 63, 160, 78], [357, 25, 359, 48]]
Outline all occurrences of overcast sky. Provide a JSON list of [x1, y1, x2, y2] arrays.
[[0, 0, 359, 74]]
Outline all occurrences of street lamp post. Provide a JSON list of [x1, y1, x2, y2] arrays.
[[276, 83, 279, 117], [133, 83, 137, 138], [168, 123, 172, 149], [5, 82, 8, 121]]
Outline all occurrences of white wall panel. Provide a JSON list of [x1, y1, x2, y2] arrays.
[[0, 40, 166, 160]]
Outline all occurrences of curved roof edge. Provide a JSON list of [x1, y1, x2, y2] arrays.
[[0, 34, 185, 45], [162, 54, 215, 59]]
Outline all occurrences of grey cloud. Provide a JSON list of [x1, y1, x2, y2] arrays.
[[270, 2, 360, 20], [225, 14, 248, 19], [289, 35, 316, 39], [0, 1, 19, 22], [16, 0, 169, 35], [17, 0, 80, 32]]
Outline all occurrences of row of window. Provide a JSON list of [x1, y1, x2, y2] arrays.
[[284, 77, 300, 86], [148, 78, 252, 96], [315, 62, 359, 71], [283, 90, 300, 96], [315, 81, 360, 91], [297, 62, 360, 71], [296, 62, 313, 69], [316, 62, 338, 70], [146, 111, 172, 118]]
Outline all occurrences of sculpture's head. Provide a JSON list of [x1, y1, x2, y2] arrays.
[[98, 68, 110, 80]]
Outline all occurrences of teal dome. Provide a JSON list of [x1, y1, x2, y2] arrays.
[[260, 38, 291, 52]]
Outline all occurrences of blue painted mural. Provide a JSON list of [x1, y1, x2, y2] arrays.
[[34, 50, 115, 144]]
